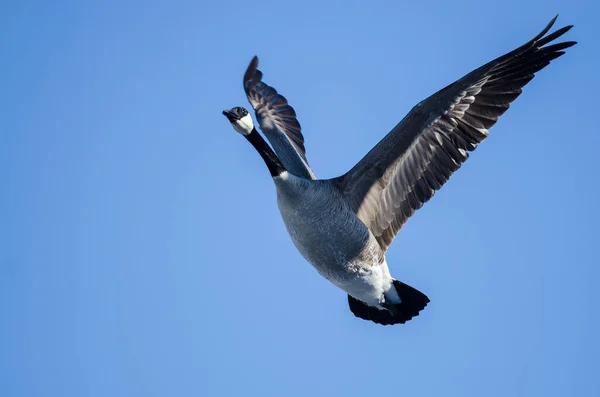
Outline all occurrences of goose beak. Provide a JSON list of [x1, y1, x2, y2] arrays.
[[222, 109, 235, 122]]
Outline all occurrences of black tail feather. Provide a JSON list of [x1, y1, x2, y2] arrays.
[[347, 280, 430, 325]]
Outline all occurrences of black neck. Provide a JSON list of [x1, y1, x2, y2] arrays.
[[245, 128, 285, 177]]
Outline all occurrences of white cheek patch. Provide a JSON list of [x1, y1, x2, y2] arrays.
[[233, 114, 254, 135]]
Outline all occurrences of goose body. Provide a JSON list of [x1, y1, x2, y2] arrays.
[[222, 16, 576, 325], [274, 173, 394, 308]]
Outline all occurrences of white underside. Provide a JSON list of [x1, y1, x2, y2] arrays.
[[332, 259, 400, 308]]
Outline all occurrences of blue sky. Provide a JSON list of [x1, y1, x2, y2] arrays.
[[2, 0, 599, 396]]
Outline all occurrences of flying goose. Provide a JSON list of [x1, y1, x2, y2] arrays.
[[222, 16, 575, 325]]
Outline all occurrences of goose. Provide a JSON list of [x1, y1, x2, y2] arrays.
[[222, 16, 575, 325]]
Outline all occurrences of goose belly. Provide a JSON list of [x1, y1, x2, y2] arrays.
[[277, 194, 381, 284]]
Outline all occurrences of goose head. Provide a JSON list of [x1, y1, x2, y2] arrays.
[[222, 107, 254, 136]]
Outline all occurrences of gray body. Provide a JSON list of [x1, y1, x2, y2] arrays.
[[274, 173, 397, 308]]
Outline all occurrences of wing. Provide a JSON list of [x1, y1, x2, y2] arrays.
[[244, 56, 315, 180], [336, 15, 576, 251]]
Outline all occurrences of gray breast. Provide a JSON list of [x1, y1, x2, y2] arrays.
[[274, 174, 382, 282]]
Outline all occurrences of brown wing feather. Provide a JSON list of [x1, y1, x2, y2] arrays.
[[337, 16, 576, 251], [244, 57, 315, 179]]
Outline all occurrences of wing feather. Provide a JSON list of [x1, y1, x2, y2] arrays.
[[336, 16, 576, 251], [244, 57, 315, 179]]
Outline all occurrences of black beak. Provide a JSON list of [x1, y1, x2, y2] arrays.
[[222, 109, 236, 122]]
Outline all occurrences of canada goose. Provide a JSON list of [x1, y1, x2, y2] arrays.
[[222, 16, 575, 325]]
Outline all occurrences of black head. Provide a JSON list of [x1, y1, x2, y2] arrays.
[[222, 107, 253, 135]]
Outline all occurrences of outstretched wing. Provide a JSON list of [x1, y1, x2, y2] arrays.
[[244, 56, 315, 180], [336, 15, 576, 251]]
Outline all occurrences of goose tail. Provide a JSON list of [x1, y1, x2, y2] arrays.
[[347, 280, 429, 325]]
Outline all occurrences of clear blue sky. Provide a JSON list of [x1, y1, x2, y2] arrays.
[[2, 1, 599, 396]]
